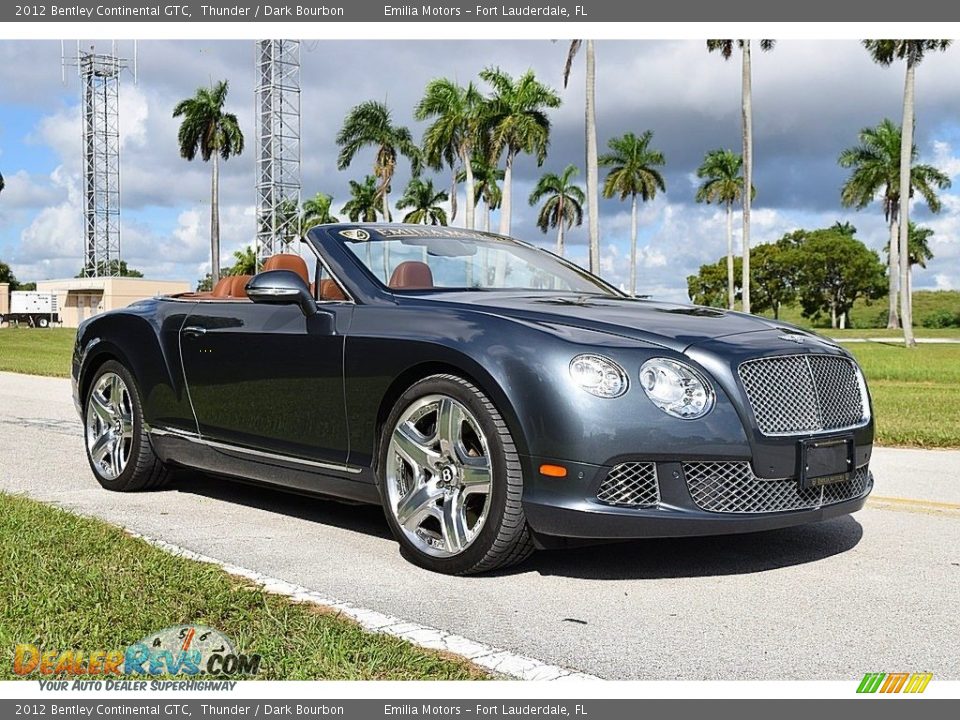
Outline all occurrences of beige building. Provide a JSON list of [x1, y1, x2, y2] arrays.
[[32, 277, 191, 328], [0, 283, 8, 318]]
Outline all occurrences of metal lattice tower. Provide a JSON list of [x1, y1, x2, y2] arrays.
[[79, 49, 124, 277], [255, 40, 302, 268]]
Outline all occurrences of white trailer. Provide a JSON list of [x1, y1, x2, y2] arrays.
[[1, 291, 60, 328]]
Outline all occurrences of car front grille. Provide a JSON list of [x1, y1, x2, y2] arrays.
[[596, 462, 659, 507], [682, 461, 870, 514], [738, 354, 868, 435]]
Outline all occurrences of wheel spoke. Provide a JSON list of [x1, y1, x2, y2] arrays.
[[393, 423, 440, 475], [90, 431, 112, 464], [110, 436, 124, 474], [396, 481, 442, 530], [460, 463, 491, 496], [120, 418, 134, 439], [109, 375, 123, 413], [90, 392, 113, 424], [436, 397, 463, 452], [441, 492, 469, 553]]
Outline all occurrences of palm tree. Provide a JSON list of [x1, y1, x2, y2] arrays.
[[230, 245, 257, 276], [397, 178, 449, 226], [707, 39, 775, 314], [173, 80, 244, 282], [599, 131, 666, 297], [336, 100, 421, 222], [831, 221, 857, 236], [459, 153, 504, 233], [528, 164, 585, 256], [884, 222, 935, 316], [863, 40, 952, 347], [480, 67, 561, 237], [563, 40, 600, 274], [695, 149, 747, 309], [838, 119, 950, 328], [341, 176, 383, 222], [301, 192, 339, 232], [0, 172, 5, 196], [416, 79, 484, 229]]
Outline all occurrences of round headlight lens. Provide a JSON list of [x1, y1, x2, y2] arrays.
[[639, 358, 715, 419], [569, 354, 629, 398]]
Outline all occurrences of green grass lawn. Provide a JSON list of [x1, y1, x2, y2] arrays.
[[0, 327, 75, 377], [0, 492, 486, 681]]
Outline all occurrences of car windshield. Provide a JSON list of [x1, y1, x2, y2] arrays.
[[337, 228, 619, 295]]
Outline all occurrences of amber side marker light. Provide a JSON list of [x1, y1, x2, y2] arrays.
[[539, 464, 568, 478]]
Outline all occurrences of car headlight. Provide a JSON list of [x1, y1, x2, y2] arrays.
[[569, 354, 629, 398], [639, 358, 715, 419]]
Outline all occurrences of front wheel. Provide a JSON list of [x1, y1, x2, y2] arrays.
[[84, 360, 172, 491], [378, 374, 534, 575]]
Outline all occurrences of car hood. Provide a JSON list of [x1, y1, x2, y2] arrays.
[[412, 292, 805, 352]]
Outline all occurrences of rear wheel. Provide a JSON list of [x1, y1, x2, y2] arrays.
[[378, 374, 534, 575], [84, 360, 172, 491], [37, 317, 50, 328]]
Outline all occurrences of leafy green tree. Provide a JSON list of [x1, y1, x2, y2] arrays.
[[173, 80, 244, 283], [528, 164, 584, 256], [750, 241, 797, 319], [707, 39, 775, 313], [1, 260, 20, 289], [688, 255, 742, 308], [831, 221, 857, 236], [884, 222, 935, 309], [839, 118, 950, 329], [863, 39, 952, 346], [302, 192, 339, 229], [76, 260, 143, 278], [563, 40, 600, 273], [790, 228, 886, 328], [600, 131, 666, 296], [397, 178, 449, 226], [695, 149, 747, 309], [480, 67, 561, 237], [341, 176, 385, 222], [416, 79, 483, 228], [336, 101, 420, 222], [229, 245, 257, 276]]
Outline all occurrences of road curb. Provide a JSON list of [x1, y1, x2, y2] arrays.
[[130, 532, 600, 682]]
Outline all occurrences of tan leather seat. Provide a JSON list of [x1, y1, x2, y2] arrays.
[[319, 279, 347, 301], [229, 275, 253, 299], [211, 276, 233, 297], [263, 253, 310, 286], [388, 261, 434, 289]]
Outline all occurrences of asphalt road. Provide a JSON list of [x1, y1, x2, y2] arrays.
[[2, 371, 958, 680]]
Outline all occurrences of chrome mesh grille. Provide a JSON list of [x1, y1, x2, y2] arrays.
[[596, 463, 659, 507], [683, 462, 870, 514], [738, 355, 866, 435]]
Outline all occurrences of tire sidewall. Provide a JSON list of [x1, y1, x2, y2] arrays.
[[377, 375, 514, 574], [84, 360, 145, 491]]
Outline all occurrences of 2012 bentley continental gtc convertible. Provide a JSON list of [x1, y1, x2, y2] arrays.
[[73, 224, 875, 574]]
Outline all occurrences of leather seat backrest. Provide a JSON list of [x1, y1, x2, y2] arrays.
[[388, 261, 434, 289], [263, 254, 310, 286], [319, 279, 348, 301], [229, 275, 253, 299], [211, 276, 233, 297]]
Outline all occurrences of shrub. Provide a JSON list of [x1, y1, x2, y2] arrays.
[[920, 309, 960, 329]]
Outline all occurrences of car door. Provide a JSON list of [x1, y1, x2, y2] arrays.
[[179, 300, 352, 467]]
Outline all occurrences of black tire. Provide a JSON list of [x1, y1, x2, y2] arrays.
[[37, 317, 50, 328], [83, 360, 172, 492], [377, 373, 534, 575]]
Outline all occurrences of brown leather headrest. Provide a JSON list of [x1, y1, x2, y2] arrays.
[[388, 261, 434, 289], [211, 277, 233, 297], [229, 275, 253, 298], [319, 279, 347, 301], [263, 253, 309, 285]]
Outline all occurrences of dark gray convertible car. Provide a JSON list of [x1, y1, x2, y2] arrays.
[[73, 224, 874, 574]]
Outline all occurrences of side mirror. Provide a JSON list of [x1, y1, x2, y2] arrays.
[[246, 270, 317, 317]]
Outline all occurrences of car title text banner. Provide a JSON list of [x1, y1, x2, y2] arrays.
[[4, 0, 958, 23]]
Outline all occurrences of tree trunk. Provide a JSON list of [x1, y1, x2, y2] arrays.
[[725, 201, 735, 309], [556, 195, 565, 256], [450, 171, 458, 225], [839, 312, 847, 330], [773, 301, 780, 320], [210, 152, 221, 282], [586, 39, 601, 275], [498, 152, 513, 236], [630, 194, 638, 297], [382, 184, 391, 277], [887, 213, 900, 328], [463, 151, 476, 230], [831, 303, 837, 330], [898, 60, 917, 348], [485, 203, 491, 233], [741, 40, 753, 314]]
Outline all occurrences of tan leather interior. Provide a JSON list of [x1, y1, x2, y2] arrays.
[[263, 253, 310, 285], [388, 261, 434, 289], [229, 275, 252, 299], [319, 279, 348, 301]]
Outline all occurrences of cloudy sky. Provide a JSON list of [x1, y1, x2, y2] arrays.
[[1, 39, 958, 300]]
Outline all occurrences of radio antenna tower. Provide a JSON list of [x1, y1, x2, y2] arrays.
[[255, 40, 302, 269], [63, 42, 133, 277]]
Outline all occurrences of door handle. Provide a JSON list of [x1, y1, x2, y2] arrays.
[[182, 326, 207, 338]]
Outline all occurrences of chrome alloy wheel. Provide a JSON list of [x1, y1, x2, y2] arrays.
[[85, 372, 134, 481], [385, 394, 493, 558]]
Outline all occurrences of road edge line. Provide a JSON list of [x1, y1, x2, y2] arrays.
[[130, 531, 600, 682]]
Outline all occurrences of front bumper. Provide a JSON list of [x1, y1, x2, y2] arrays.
[[521, 455, 873, 541]]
